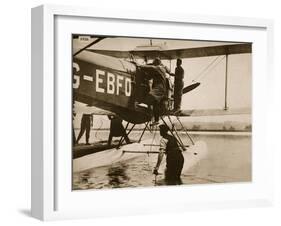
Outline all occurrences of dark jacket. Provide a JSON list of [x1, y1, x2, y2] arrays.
[[109, 116, 126, 137], [165, 134, 184, 181]]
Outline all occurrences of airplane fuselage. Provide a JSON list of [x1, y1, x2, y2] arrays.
[[73, 51, 151, 124]]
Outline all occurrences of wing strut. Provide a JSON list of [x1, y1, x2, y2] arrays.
[[175, 116, 195, 145], [160, 116, 186, 151], [224, 54, 229, 110], [167, 116, 185, 148], [138, 122, 150, 143], [116, 122, 135, 149]]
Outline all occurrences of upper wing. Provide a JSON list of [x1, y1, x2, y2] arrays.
[[158, 43, 252, 59], [86, 43, 252, 60], [85, 49, 131, 59]]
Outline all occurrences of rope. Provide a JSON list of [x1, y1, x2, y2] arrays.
[[150, 125, 158, 153], [144, 122, 157, 169]]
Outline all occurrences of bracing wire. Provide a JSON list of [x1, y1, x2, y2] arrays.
[[192, 55, 226, 82], [94, 118, 104, 142], [192, 56, 220, 82], [200, 55, 226, 82]]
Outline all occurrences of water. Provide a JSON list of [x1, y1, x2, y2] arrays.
[[73, 130, 251, 190]]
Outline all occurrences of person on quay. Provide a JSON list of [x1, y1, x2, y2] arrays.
[[107, 115, 130, 146], [76, 113, 93, 145], [170, 58, 185, 113]]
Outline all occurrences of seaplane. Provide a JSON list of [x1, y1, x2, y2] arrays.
[[72, 35, 252, 177]]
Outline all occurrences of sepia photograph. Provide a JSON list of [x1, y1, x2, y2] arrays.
[[72, 35, 252, 190]]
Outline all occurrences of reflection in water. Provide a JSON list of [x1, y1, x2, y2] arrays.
[[73, 133, 251, 190], [74, 172, 91, 190], [107, 163, 130, 187]]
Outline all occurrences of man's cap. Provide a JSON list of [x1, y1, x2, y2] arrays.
[[153, 57, 161, 66], [159, 124, 169, 133]]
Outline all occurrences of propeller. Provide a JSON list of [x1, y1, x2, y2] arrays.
[[182, 82, 200, 94]]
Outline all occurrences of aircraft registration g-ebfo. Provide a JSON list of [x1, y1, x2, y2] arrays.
[[72, 35, 252, 182]]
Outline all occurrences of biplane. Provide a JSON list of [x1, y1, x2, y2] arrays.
[[72, 36, 252, 173]]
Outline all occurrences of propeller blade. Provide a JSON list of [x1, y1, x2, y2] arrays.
[[183, 82, 200, 94]]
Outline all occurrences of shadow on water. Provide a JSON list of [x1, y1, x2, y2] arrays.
[[107, 163, 130, 188]]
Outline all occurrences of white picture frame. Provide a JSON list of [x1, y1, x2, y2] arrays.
[[31, 4, 274, 221]]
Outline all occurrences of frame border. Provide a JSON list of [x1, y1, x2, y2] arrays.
[[31, 4, 274, 221]]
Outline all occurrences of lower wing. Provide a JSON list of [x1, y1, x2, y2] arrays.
[[74, 104, 115, 116], [176, 107, 251, 117]]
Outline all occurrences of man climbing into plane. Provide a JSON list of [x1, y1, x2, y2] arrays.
[[153, 124, 184, 185], [137, 58, 168, 126]]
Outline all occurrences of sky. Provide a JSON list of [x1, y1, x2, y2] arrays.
[[73, 36, 251, 127]]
